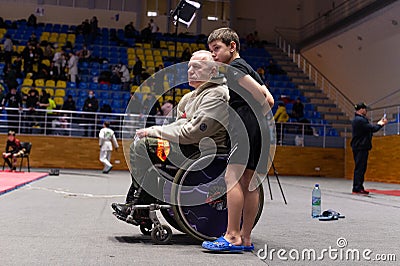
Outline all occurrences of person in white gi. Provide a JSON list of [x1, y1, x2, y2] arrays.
[[99, 121, 119, 173]]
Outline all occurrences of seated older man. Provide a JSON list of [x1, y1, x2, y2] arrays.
[[112, 50, 229, 217]]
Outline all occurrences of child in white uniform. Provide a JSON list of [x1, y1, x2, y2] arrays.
[[99, 121, 119, 173]]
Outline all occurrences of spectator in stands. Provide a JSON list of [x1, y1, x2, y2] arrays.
[[256, 67, 265, 81], [274, 102, 289, 143], [82, 90, 99, 137], [67, 51, 78, 83], [181, 47, 192, 62], [2, 87, 23, 131], [127, 92, 142, 114], [160, 100, 174, 116], [62, 95, 76, 111], [25, 87, 40, 131], [28, 33, 38, 46], [43, 43, 54, 60], [12, 55, 23, 79], [3, 34, 13, 65], [118, 63, 130, 90], [90, 16, 98, 44], [22, 43, 36, 74], [132, 56, 143, 85], [27, 14, 37, 28], [2, 130, 24, 171], [266, 59, 286, 75], [351, 103, 387, 195], [4, 64, 18, 90], [53, 49, 66, 78], [291, 97, 304, 121], [124, 22, 137, 38], [76, 44, 91, 62], [48, 61, 59, 81], [98, 121, 119, 174], [142, 93, 161, 127]]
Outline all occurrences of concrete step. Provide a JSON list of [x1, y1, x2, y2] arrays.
[[287, 72, 308, 78], [317, 106, 343, 113], [324, 114, 350, 121], [326, 119, 352, 125], [309, 98, 335, 105], [297, 84, 319, 91], [292, 77, 314, 84], [303, 91, 329, 98]]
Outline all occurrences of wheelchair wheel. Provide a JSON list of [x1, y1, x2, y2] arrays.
[[151, 224, 172, 245], [171, 150, 264, 242]]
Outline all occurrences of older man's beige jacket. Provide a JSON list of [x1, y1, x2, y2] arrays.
[[146, 76, 229, 146]]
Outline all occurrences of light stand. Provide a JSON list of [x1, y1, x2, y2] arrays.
[[170, 0, 201, 118]]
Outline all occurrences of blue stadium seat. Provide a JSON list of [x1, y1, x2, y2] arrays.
[[111, 84, 121, 91], [99, 84, 110, 90], [90, 83, 99, 90], [67, 82, 77, 89], [79, 82, 88, 90], [100, 92, 110, 99], [112, 92, 122, 100]]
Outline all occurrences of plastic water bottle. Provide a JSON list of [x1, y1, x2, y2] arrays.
[[311, 184, 321, 218]]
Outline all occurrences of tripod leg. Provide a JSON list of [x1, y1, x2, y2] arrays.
[[273, 167, 287, 205], [266, 173, 273, 200]]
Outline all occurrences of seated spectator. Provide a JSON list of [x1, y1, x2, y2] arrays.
[[43, 43, 54, 60], [132, 57, 143, 85], [257, 67, 265, 81], [62, 95, 76, 111], [124, 22, 138, 38], [291, 97, 304, 121], [98, 70, 112, 85], [181, 47, 192, 62], [2, 131, 25, 171], [118, 63, 130, 90], [25, 86, 40, 130], [48, 61, 60, 81], [12, 55, 23, 79], [76, 44, 91, 62], [266, 59, 286, 75], [274, 103, 289, 143]]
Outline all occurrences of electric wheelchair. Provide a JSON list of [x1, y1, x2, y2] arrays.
[[114, 146, 264, 245]]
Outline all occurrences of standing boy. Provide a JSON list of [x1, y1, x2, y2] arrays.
[[99, 121, 119, 174], [203, 28, 274, 251]]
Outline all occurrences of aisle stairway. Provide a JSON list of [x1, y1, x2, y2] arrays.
[[266, 45, 352, 137]]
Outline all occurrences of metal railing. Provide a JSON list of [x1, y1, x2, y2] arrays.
[[0, 107, 351, 148], [369, 104, 400, 136], [275, 37, 355, 120], [0, 107, 174, 139]]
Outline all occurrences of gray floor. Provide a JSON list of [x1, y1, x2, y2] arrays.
[[1, 169, 399, 265]]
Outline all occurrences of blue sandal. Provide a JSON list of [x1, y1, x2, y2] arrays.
[[242, 243, 254, 251], [202, 236, 244, 252]]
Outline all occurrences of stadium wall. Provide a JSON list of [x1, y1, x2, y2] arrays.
[[0, 135, 345, 178], [345, 135, 400, 184]]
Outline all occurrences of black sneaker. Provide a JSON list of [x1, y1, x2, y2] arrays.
[[111, 203, 131, 217]]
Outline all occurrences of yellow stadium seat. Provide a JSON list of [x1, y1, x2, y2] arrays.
[[34, 78, 45, 87], [135, 48, 144, 55], [168, 45, 175, 51], [56, 80, 67, 88], [45, 80, 56, 87], [23, 79, 34, 86], [42, 32, 50, 37], [42, 59, 50, 67], [154, 55, 162, 62], [50, 32, 58, 38], [55, 89, 66, 97], [161, 50, 169, 57], [131, 85, 139, 93], [155, 61, 163, 68], [59, 33, 67, 39], [198, 43, 206, 50], [17, 46, 25, 53], [45, 88, 54, 96], [128, 60, 135, 67], [49, 37, 58, 43], [145, 55, 154, 61], [143, 43, 151, 49], [127, 48, 135, 54], [182, 89, 191, 95], [54, 97, 64, 106], [144, 49, 152, 56], [153, 50, 161, 56], [146, 61, 155, 68], [141, 86, 151, 94], [21, 86, 31, 95], [128, 53, 136, 60], [160, 41, 167, 49], [138, 55, 145, 61]]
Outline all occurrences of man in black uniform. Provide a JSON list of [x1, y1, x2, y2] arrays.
[[351, 102, 387, 194]]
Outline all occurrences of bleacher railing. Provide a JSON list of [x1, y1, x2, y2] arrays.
[[369, 105, 400, 136], [275, 35, 355, 121], [0, 107, 350, 148]]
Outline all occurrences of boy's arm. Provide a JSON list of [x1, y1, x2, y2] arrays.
[[238, 75, 274, 108]]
